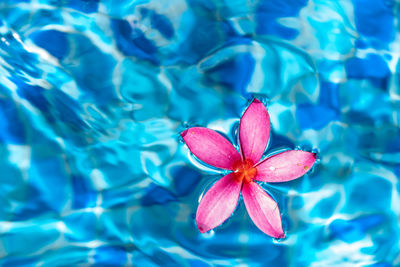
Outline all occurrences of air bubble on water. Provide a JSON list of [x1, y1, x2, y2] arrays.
[[178, 134, 185, 144], [202, 229, 215, 239], [296, 144, 308, 151], [192, 217, 215, 238], [180, 122, 190, 129], [272, 233, 287, 243], [311, 147, 319, 154]]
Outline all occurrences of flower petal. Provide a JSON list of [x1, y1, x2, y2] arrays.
[[242, 182, 284, 238], [196, 173, 242, 233], [239, 99, 270, 164], [181, 127, 241, 170], [255, 150, 317, 183]]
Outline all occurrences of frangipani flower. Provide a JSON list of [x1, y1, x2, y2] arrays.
[[181, 99, 317, 238]]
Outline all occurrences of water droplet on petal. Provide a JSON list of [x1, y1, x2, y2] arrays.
[[269, 166, 275, 171]]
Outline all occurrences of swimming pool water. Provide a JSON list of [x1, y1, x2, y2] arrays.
[[0, 0, 399, 266]]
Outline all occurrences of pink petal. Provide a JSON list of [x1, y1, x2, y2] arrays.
[[181, 127, 241, 170], [242, 182, 284, 238], [196, 173, 242, 233], [255, 150, 317, 183], [239, 99, 271, 164]]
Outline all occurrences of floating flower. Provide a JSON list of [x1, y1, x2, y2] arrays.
[[181, 98, 317, 238]]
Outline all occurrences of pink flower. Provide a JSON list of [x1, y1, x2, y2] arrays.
[[180, 98, 317, 238]]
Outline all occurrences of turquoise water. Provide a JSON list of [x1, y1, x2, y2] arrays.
[[0, 0, 400, 266]]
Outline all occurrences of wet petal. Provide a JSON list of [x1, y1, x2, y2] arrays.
[[181, 127, 241, 170], [255, 150, 317, 182], [239, 99, 270, 164], [196, 173, 242, 233], [242, 182, 284, 238]]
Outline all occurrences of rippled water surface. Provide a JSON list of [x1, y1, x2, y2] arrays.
[[0, 0, 400, 266]]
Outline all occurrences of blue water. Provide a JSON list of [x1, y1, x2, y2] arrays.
[[0, 0, 399, 266]]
